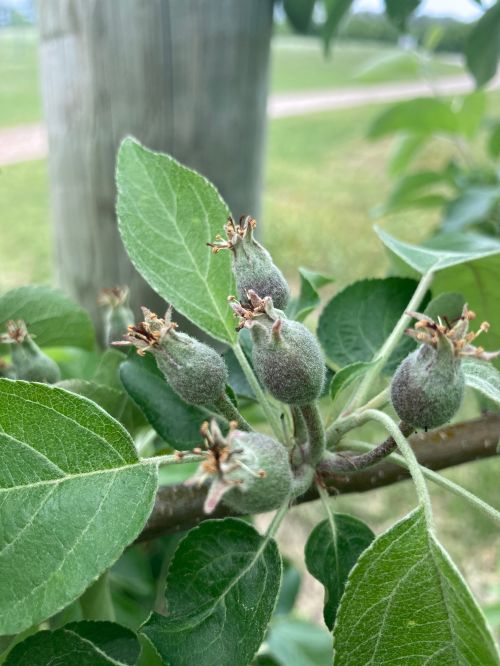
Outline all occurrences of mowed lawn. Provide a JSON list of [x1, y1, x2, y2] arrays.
[[270, 36, 461, 93], [0, 28, 41, 127]]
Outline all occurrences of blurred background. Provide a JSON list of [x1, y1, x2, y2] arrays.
[[0, 0, 499, 658]]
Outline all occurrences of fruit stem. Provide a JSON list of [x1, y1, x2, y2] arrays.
[[318, 421, 413, 473], [300, 402, 326, 466], [347, 270, 434, 411], [212, 392, 252, 431], [291, 405, 308, 444]]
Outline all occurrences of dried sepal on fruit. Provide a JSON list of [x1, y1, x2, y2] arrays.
[[230, 291, 325, 405], [209, 215, 290, 309], [0, 320, 60, 384], [98, 286, 135, 348], [113, 306, 228, 406], [186, 420, 293, 514], [391, 304, 500, 429]]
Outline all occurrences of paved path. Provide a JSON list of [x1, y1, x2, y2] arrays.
[[267, 73, 494, 118], [0, 123, 47, 166], [1, 73, 499, 167]]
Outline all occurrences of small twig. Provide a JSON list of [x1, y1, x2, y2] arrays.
[[300, 403, 326, 466], [318, 421, 414, 474], [291, 405, 308, 445], [212, 392, 252, 431]]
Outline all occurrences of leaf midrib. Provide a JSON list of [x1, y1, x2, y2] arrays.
[[130, 146, 235, 342], [0, 458, 155, 493], [0, 387, 131, 465], [63, 628, 132, 666], [162, 528, 274, 631]]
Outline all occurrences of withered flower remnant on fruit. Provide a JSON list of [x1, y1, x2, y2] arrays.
[[98, 286, 135, 348], [186, 420, 293, 514], [0, 320, 60, 384], [230, 291, 325, 405], [391, 304, 499, 429], [209, 215, 290, 309], [114, 307, 228, 406]]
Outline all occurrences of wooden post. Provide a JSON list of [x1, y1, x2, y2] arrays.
[[38, 0, 273, 336]]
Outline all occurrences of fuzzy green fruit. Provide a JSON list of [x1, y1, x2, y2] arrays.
[[231, 292, 325, 405], [154, 332, 227, 406], [187, 421, 294, 515], [209, 216, 290, 309], [114, 307, 228, 406], [391, 344, 464, 429], [391, 305, 499, 429], [0, 321, 60, 384], [252, 318, 325, 405], [99, 286, 135, 348], [222, 432, 293, 514]]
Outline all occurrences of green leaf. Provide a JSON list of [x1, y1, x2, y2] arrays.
[[223, 348, 255, 401], [120, 351, 210, 450], [305, 514, 374, 630], [287, 267, 334, 322], [423, 292, 465, 323], [0, 379, 158, 634], [377, 229, 500, 354], [463, 358, 500, 405], [318, 278, 428, 373], [466, 1, 500, 88], [265, 618, 333, 666], [333, 508, 499, 665], [5, 621, 140, 666], [141, 518, 282, 666], [488, 123, 500, 158], [0, 285, 95, 352], [376, 170, 450, 216], [329, 361, 376, 402], [431, 248, 500, 355], [375, 226, 500, 275], [56, 379, 145, 435], [116, 137, 236, 344], [368, 98, 458, 139], [388, 134, 427, 177], [275, 559, 301, 616], [283, 0, 315, 34], [456, 92, 487, 138], [322, 0, 354, 54], [254, 657, 280, 666], [442, 186, 499, 233], [355, 51, 420, 84], [93, 349, 127, 390], [384, 0, 421, 31]]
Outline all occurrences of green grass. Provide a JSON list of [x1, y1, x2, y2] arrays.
[[270, 37, 461, 94], [263, 102, 440, 292], [0, 159, 51, 291], [0, 28, 41, 127]]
